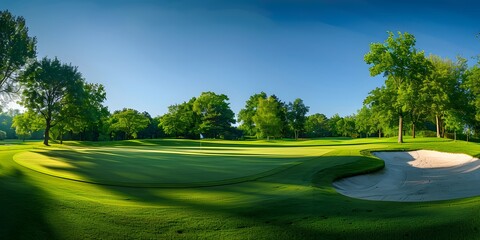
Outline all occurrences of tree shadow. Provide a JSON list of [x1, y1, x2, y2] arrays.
[[0, 168, 59, 239], [10, 138, 480, 239]]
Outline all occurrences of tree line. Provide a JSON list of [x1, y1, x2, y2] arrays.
[[1, 11, 479, 144], [362, 32, 480, 143]]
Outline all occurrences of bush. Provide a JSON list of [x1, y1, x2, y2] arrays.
[[419, 130, 437, 137], [0, 130, 6, 140]]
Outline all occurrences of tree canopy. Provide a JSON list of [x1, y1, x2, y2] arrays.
[[364, 31, 430, 143], [0, 10, 36, 99], [109, 108, 150, 140], [193, 91, 236, 138], [20, 57, 85, 145], [287, 98, 309, 139], [252, 96, 283, 140]]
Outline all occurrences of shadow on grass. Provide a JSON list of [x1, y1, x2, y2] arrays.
[[92, 154, 480, 239], [11, 138, 480, 239], [21, 149, 317, 187], [63, 138, 385, 149], [0, 168, 59, 239]]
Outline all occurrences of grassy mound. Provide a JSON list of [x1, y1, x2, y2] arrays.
[[14, 144, 330, 187]]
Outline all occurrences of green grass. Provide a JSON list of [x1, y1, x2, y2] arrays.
[[13, 143, 331, 187], [1, 137, 480, 239]]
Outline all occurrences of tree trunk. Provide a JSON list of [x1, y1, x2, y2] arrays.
[[379, 129, 381, 139], [294, 130, 299, 140], [436, 115, 440, 138], [44, 119, 51, 146], [412, 123, 416, 139], [441, 124, 445, 138], [454, 131, 457, 141], [267, 136, 270, 141], [398, 115, 403, 143]]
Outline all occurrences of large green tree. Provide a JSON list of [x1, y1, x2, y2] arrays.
[[193, 91, 235, 138], [137, 111, 163, 139], [424, 55, 467, 138], [364, 31, 429, 143], [64, 83, 108, 141], [11, 111, 44, 141], [109, 108, 149, 140], [328, 114, 343, 137], [287, 98, 309, 140], [238, 92, 267, 136], [364, 86, 398, 138], [464, 61, 480, 123], [159, 98, 199, 138], [305, 113, 330, 137], [252, 96, 282, 140], [355, 106, 375, 138], [20, 57, 85, 145], [0, 10, 36, 98]]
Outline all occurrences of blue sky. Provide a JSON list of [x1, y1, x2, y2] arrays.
[[2, 0, 479, 118]]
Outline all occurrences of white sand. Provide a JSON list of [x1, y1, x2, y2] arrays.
[[333, 150, 480, 202]]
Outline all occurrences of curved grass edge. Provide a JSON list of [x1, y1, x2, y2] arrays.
[[13, 151, 324, 188], [311, 149, 385, 188], [313, 146, 480, 191]]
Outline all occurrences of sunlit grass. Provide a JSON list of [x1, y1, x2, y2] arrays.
[[14, 143, 332, 187]]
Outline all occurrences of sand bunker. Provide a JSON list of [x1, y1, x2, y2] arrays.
[[333, 150, 480, 202]]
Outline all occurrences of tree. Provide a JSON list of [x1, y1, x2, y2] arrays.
[[109, 108, 149, 139], [287, 98, 309, 140], [328, 114, 343, 137], [464, 62, 480, 123], [238, 92, 267, 136], [137, 112, 163, 139], [12, 111, 44, 141], [0, 130, 5, 140], [159, 99, 199, 138], [193, 92, 236, 138], [336, 115, 356, 137], [355, 106, 375, 138], [364, 86, 397, 138], [364, 31, 429, 143], [444, 110, 464, 141], [423, 56, 467, 138], [305, 113, 330, 137], [0, 10, 36, 99], [252, 96, 282, 140], [0, 111, 16, 138], [20, 57, 85, 145], [66, 83, 108, 141]]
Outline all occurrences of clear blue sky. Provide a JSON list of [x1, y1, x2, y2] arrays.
[[2, 0, 479, 118]]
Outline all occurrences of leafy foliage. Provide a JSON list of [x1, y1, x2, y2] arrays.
[[364, 31, 430, 143], [193, 92, 236, 138], [11, 111, 44, 141], [0, 10, 36, 99], [109, 108, 149, 139], [287, 98, 309, 139], [252, 96, 283, 140], [237, 92, 267, 136], [20, 57, 85, 145]]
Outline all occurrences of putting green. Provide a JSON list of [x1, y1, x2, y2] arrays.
[[14, 145, 331, 187]]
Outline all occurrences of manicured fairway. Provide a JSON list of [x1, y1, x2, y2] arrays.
[[14, 144, 331, 187], [1, 138, 480, 239]]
